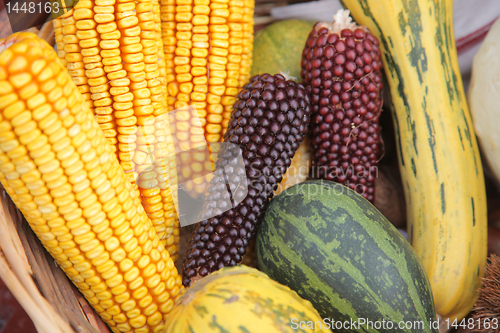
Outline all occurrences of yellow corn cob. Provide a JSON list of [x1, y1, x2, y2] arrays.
[[160, 0, 254, 198], [161, 0, 254, 138], [0, 32, 182, 333], [53, 0, 180, 261]]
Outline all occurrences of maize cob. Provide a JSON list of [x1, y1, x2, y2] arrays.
[[53, 0, 181, 261], [159, 0, 254, 198], [300, 11, 383, 203], [0, 32, 182, 333], [274, 136, 311, 195], [182, 73, 311, 286], [161, 0, 254, 139]]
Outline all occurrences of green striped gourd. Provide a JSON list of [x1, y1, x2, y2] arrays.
[[256, 180, 438, 333]]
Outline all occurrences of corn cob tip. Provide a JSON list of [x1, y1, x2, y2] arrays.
[[279, 70, 296, 81], [316, 9, 360, 34]]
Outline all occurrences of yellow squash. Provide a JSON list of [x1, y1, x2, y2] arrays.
[[341, 0, 487, 321], [165, 265, 330, 333]]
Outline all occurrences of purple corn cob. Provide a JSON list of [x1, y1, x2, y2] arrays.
[[301, 12, 384, 203], [181, 73, 311, 286]]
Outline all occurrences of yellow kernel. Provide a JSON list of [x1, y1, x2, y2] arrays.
[[122, 53, 144, 64], [209, 55, 228, 65], [229, 37, 243, 45], [146, 274, 161, 289], [76, 19, 97, 30], [120, 43, 143, 54], [111, 248, 126, 262], [124, 308, 140, 320], [210, 71, 227, 79], [0, 93, 18, 110], [123, 238, 138, 253], [192, 48, 208, 58], [209, 86, 226, 96], [174, 64, 190, 74], [97, 22, 117, 34], [95, 289, 113, 301], [95, 13, 115, 23], [210, 47, 229, 57], [193, 5, 209, 14], [176, 22, 193, 31], [130, 315, 147, 328], [208, 63, 225, 71], [122, 26, 141, 37], [117, 16, 138, 29], [208, 77, 225, 85], [137, 11, 154, 22], [136, 2, 152, 12], [212, 8, 230, 17], [120, 36, 140, 46], [128, 275, 143, 292], [176, 73, 192, 83], [104, 237, 120, 252], [159, 299, 174, 314], [192, 15, 209, 25], [8, 56, 28, 73], [178, 82, 193, 94], [112, 314, 128, 324], [10, 73, 31, 89], [207, 93, 221, 104], [106, 274, 124, 288], [192, 25, 209, 34], [99, 299, 114, 310], [133, 286, 148, 300], [147, 312, 163, 326]]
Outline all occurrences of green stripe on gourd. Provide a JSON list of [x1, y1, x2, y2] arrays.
[[256, 180, 438, 333]]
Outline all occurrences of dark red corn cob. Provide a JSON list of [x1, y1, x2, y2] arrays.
[[181, 73, 311, 286], [300, 10, 383, 203]]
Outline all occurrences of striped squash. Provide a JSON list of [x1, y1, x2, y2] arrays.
[[165, 265, 330, 333], [256, 180, 438, 333], [340, 0, 487, 321]]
